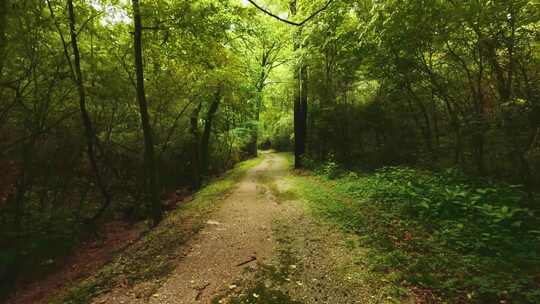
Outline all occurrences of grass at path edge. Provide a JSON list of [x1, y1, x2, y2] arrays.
[[286, 159, 540, 303], [51, 155, 265, 304]]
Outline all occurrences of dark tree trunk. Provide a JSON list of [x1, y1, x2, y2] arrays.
[[520, 57, 539, 197], [403, 70, 434, 160], [67, 0, 112, 222], [201, 84, 223, 176], [473, 71, 487, 175], [132, 0, 162, 225], [190, 101, 202, 190], [424, 59, 462, 165], [291, 0, 308, 168], [0, 0, 7, 74], [296, 65, 308, 161], [247, 91, 262, 157], [6, 138, 35, 293], [431, 91, 440, 155], [293, 74, 302, 168], [249, 42, 275, 157]]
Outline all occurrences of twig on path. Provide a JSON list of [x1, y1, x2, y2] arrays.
[[236, 255, 257, 267], [195, 283, 211, 301]]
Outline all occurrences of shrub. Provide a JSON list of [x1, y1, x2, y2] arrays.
[[303, 166, 540, 302]]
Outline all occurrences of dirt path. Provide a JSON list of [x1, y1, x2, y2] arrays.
[[92, 152, 394, 304], [93, 152, 286, 304]]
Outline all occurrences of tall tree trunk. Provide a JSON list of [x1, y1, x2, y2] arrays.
[[520, 58, 539, 197], [132, 0, 162, 225], [0, 0, 7, 75], [67, 0, 112, 222], [247, 90, 262, 157], [405, 81, 434, 158], [290, 0, 307, 168], [431, 90, 440, 154], [201, 84, 223, 176], [249, 45, 272, 157], [297, 65, 308, 158], [473, 61, 487, 175], [190, 101, 202, 190], [5, 131, 35, 295]]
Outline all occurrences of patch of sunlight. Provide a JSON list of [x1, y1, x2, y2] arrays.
[[90, 0, 131, 26]]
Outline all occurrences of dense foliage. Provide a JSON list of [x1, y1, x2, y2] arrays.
[[264, 0, 540, 189], [1, 0, 539, 302], [0, 0, 290, 296], [296, 162, 540, 302]]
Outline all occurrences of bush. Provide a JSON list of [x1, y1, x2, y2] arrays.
[[302, 166, 540, 302]]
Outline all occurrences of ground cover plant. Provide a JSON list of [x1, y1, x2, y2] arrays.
[[294, 161, 540, 302]]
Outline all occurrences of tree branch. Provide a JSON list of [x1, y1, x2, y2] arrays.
[[247, 0, 334, 27]]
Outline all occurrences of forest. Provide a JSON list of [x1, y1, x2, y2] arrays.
[[1, 0, 540, 303]]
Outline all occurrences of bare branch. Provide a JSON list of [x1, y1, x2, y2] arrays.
[[46, 0, 76, 81], [247, 0, 334, 27]]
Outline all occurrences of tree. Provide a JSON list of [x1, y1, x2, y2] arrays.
[[132, 0, 162, 225], [0, 0, 8, 74], [66, 0, 112, 222], [201, 83, 224, 176], [290, 0, 307, 168], [246, 0, 335, 168]]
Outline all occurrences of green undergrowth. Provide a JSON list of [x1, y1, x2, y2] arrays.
[[52, 156, 264, 304], [291, 162, 540, 303]]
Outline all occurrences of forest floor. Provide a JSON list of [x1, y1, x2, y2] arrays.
[[90, 151, 400, 304], [10, 151, 406, 304]]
